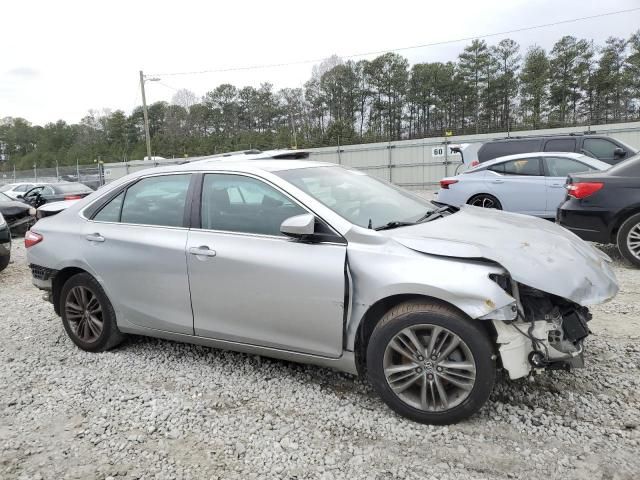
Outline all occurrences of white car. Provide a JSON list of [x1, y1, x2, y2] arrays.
[[436, 152, 610, 218], [0, 182, 41, 200]]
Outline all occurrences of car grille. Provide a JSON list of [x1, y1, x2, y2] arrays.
[[29, 264, 58, 281]]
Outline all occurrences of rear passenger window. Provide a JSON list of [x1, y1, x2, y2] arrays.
[[544, 138, 576, 152], [502, 158, 541, 176], [119, 175, 191, 227], [94, 192, 124, 222]]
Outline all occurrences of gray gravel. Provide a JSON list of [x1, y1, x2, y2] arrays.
[[1, 241, 639, 480]]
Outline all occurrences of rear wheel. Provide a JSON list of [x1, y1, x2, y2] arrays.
[[467, 193, 502, 210], [60, 273, 124, 352], [366, 301, 496, 424], [0, 254, 9, 272], [617, 213, 640, 268]]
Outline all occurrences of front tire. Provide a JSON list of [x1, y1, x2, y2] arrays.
[[60, 273, 124, 352], [617, 213, 640, 268], [366, 301, 496, 424]]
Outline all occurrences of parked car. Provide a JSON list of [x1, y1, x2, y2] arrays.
[[20, 182, 94, 208], [469, 134, 636, 167], [0, 182, 39, 200], [0, 212, 11, 272], [558, 153, 640, 267], [33, 199, 81, 220], [26, 150, 617, 424], [436, 152, 610, 218], [0, 191, 34, 234]]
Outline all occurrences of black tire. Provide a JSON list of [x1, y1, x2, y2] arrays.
[[467, 193, 502, 210], [59, 273, 124, 352], [0, 255, 9, 272], [617, 213, 640, 268], [366, 301, 496, 425]]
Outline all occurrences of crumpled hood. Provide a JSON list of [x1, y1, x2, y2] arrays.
[[384, 206, 618, 305]]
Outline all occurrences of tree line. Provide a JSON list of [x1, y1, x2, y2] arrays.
[[1, 32, 640, 171]]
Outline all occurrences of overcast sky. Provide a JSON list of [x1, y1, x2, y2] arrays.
[[2, 0, 640, 126]]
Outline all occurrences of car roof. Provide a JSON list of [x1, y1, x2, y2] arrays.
[[126, 150, 335, 177]]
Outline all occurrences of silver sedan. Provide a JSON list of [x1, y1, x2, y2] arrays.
[[436, 152, 610, 218], [26, 150, 617, 424]]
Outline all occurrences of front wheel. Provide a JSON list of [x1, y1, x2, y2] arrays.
[[60, 273, 124, 352], [617, 213, 640, 268], [366, 302, 496, 424], [0, 255, 9, 272], [467, 193, 502, 210]]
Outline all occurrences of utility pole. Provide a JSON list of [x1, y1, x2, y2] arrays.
[[140, 70, 153, 161]]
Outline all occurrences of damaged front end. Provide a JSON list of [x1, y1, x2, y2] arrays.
[[488, 275, 592, 379], [0, 203, 34, 234]]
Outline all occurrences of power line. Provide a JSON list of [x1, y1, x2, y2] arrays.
[[150, 7, 640, 77]]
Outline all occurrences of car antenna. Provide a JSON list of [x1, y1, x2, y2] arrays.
[[368, 219, 373, 229]]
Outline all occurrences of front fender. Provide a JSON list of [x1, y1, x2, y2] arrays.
[[345, 243, 515, 351]]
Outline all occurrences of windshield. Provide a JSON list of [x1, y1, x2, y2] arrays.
[[276, 166, 435, 229]]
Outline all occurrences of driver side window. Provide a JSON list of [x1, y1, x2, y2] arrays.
[[201, 174, 306, 236]]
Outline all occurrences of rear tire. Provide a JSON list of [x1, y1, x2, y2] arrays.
[[0, 255, 9, 272], [60, 273, 124, 352], [617, 213, 640, 268], [467, 193, 502, 210], [366, 301, 496, 425]]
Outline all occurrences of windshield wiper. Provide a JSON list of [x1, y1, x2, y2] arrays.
[[373, 220, 416, 231], [415, 205, 452, 224]]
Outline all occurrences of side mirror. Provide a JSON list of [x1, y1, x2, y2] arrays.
[[17, 195, 23, 199], [280, 213, 315, 239], [613, 147, 625, 158]]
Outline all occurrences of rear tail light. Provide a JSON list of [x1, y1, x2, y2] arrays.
[[439, 179, 459, 189], [566, 182, 604, 199], [470, 160, 480, 167], [64, 195, 83, 200], [25, 230, 43, 248]]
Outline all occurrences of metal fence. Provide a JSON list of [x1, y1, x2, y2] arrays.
[[4, 121, 640, 191]]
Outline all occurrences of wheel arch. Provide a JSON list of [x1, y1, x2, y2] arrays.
[[610, 205, 640, 243], [352, 294, 496, 377], [52, 266, 91, 315]]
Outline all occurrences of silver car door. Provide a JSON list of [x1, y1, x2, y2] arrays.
[[82, 173, 194, 334], [485, 157, 546, 215], [543, 156, 598, 216], [187, 173, 347, 358]]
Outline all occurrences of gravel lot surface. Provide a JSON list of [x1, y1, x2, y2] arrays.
[[1, 241, 639, 480]]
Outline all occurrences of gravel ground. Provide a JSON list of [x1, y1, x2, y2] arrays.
[[1, 241, 639, 480]]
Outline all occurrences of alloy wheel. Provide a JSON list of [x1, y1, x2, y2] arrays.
[[627, 223, 640, 261], [65, 286, 104, 343], [383, 324, 476, 412], [469, 195, 498, 209]]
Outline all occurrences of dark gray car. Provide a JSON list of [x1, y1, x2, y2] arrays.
[[474, 134, 636, 166]]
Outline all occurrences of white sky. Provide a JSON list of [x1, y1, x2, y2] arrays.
[[2, 0, 640, 126]]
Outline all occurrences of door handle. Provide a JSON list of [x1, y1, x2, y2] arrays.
[[189, 246, 217, 257], [550, 183, 564, 188], [491, 179, 504, 184], [85, 233, 105, 243]]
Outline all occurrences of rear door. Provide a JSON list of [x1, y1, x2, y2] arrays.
[[485, 157, 547, 215], [186, 172, 347, 357], [543, 156, 600, 216], [82, 173, 194, 334]]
